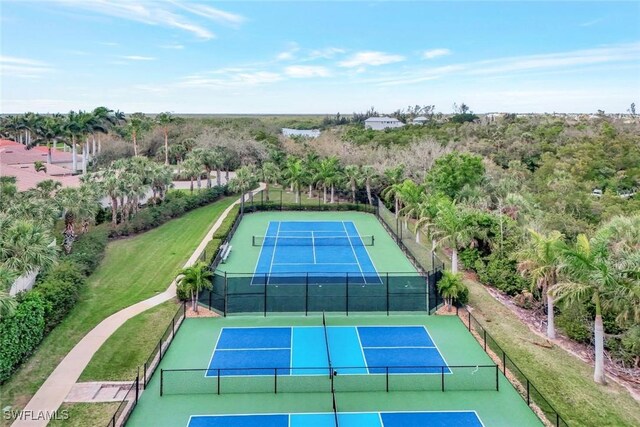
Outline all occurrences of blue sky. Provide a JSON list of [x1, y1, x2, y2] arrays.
[[1, 1, 639, 114]]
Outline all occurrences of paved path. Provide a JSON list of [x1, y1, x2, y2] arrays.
[[12, 186, 264, 427]]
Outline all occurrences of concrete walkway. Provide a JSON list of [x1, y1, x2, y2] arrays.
[[12, 186, 264, 427]]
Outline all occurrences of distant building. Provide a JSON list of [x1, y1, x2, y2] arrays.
[[364, 116, 405, 130], [411, 116, 428, 125], [282, 128, 321, 138]]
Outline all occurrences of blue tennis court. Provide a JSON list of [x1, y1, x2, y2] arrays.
[[251, 221, 382, 285], [206, 326, 450, 377], [188, 411, 484, 427]]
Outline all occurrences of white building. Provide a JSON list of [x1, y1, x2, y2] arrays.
[[282, 128, 321, 138], [364, 116, 405, 130], [411, 116, 428, 125]]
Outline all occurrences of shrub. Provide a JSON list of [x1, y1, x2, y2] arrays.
[[0, 292, 46, 383], [556, 302, 591, 344], [475, 254, 527, 295], [43, 260, 85, 288], [459, 248, 481, 270], [36, 278, 81, 332], [67, 229, 109, 275]]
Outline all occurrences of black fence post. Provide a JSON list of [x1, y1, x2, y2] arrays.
[[441, 366, 445, 391], [385, 366, 389, 392], [172, 317, 175, 340], [483, 330, 487, 351], [386, 273, 390, 316], [526, 380, 530, 405], [135, 374, 139, 403], [159, 339, 163, 361], [305, 273, 309, 316], [264, 274, 268, 317], [274, 368, 278, 394], [495, 365, 499, 391], [160, 369, 164, 396], [223, 272, 228, 317], [502, 352, 506, 375], [468, 312, 471, 331], [217, 369, 221, 395]]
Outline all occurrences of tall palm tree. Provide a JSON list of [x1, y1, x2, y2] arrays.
[[56, 186, 99, 253], [343, 165, 362, 203], [62, 110, 83, 173], [431, 199, 475, 274], [381, 165, 405, 218], [517, 229, 565, 339], [552, 217, 640, 384], [315, 157, 340, 204], [33, 114, 64, 164], [101, 168, 122, 226], [397, 179, 426, 232], [124, 112, 150, 156], [260, 161, 280, 202], [182, 157, 203, 194], [282, 158, 305, 203], [228, 165, 258, 213], [155, 112, 176, 165], [361, 165, 377, 205], [303, 153, 320, 198], [437, 271, 466, 312], [177, 262, 213, 312]]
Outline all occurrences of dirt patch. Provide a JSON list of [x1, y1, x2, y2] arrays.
[[186, 305, 220, 318]]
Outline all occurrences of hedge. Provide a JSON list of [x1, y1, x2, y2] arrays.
[[0, 292, 46, 382]]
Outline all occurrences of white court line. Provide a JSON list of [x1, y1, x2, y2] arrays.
[[354, 326, 370, 374], [360, 346, 438, 349], [272, 262, 359, 266], [342, 221, 366, 283], [350, 221, 383, 285], [311, 231, 316, 264], [251, 221, 275, 285], [266, 221, 282, 286], [216, 347, 291, 351]]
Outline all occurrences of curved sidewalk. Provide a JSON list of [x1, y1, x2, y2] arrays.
[[12, 186, 264, 427]]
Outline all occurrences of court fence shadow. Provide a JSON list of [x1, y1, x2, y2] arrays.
[[202, 190, 446, 316]]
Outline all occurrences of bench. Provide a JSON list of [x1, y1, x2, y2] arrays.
[[220, 243, 232, 263]]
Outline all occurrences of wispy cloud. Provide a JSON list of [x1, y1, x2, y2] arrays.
[[120, 55, 156, 61], [276, 43, 300, 61], [170, 2, 246, 27], [284, 65, 331, 78], [178, 70, 282, 89], [339, 51, 405, 68], [308, 47, 346, 60], [160, 43, 184, 50], [580, 18, 604, 27], [0, 55, 53, 79], [370, 42, 640, 85], [422, 48, 451, 59], [52, 0, 245, 40]]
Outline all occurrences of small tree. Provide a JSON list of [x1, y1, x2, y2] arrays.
[[176, 262, 213, 313], [437, 271, 466, 312]]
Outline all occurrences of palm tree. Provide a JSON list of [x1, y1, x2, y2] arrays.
[[34, 161, 47, 174], [315, 157, 340, 204], [228, 166, 258, 213], [303, 153, 320, 198], [177, 262, 213, 313], [431, 199, 475, 274], [0, 217, 57, 275], [282, 158, 305, 203], [124, 112, 150, 156], [517, 229, 565, 339], [32, 114, 64, 164], [34, 180, 62, 199], [62, 110, 84, 173], [56, 186, 99, 253], [260, 161, 280, 202], [0, 289, 16, 319], [381, 165, 405, 218], [101, 168, 121, 226], [155, 112, 177, 165], [361, 165, 377, 205], [398, 179, 426, 233], [437, 271, 466, 312], [182, 157, 203, 194], [343, 165, 362, 203], [552, 217, 640, 384]]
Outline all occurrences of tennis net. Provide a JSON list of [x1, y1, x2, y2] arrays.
[[332, 386, 339, 427], [252, 235, 375, 246]]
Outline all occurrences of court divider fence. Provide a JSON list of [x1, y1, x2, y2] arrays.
[[454, 305, 569, 427], [104, 301, 187, 427], [202, 190, 446, 315], [158, 364, 500, 396]]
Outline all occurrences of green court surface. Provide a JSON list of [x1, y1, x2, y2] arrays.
[[217, 211, 416, 274], [126, 315, 542, 427]]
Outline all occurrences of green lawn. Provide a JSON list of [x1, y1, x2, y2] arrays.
[[0, 197, 236, 422], [48, 402, 120, 427], [80, 300, 181, 381]]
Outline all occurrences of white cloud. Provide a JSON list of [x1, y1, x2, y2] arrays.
[[178, 71, 282, 88], [160, 43, 184, 50], [0, 55, 53, 79], [422, 48, 451, 59], [284, 65, 331, 78], [276, 43, 300, 61], [339, 51, 405, 68], [308, 47, 346, 60], [53, 0, 221, 40], [170, 2, 246, 27], [120, 55, 156, 61]]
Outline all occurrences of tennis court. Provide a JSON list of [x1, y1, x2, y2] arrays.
[[252, 220, 382, 285], [205, 325, 449, 377], [188, 410, 484, 427]]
